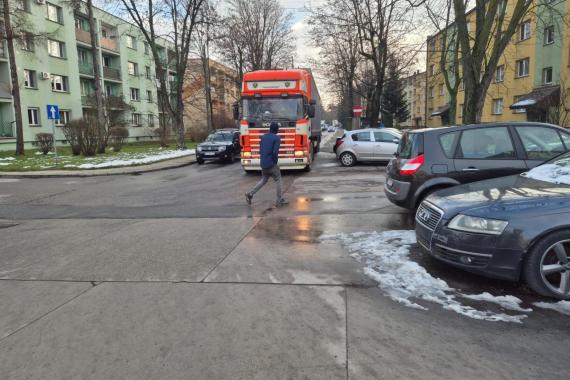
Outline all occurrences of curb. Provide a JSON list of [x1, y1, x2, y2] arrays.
[[0, 155, 196, 178]]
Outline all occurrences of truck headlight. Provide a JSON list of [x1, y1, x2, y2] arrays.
[[448, 214, 508, 235], [242, 151, 252, 158], [218, 146, 226, 152]]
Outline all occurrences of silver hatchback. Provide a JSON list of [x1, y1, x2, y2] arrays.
[[336, 128, 401, 167]]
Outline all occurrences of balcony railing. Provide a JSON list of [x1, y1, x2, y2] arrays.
[[78, 63, 94, 76], [101, 37, 119, 52], [103, 66, 121, 81], [75, 29, 92, 44], [0, 42, 6, 59], [0, 121, 14, 138]]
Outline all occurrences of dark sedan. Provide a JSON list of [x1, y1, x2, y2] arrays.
[[416, 151, 570, 299]]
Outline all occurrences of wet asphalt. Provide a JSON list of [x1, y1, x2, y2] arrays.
[[0, 132, 568, 379]]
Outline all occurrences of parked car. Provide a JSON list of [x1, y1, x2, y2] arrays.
[[327, 125, 336, 132], [385, 122, 570, 209], [196, 129, 240, 164], [336, 128, 401, 166], [415, 151, 570, 299]]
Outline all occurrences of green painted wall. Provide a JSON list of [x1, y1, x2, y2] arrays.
[[533, 1, 566, 87]]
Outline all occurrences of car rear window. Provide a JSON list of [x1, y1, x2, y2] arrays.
[[352, 132, 371, 142], [397, 132, 423, 159], [438, 132, 458, 158]]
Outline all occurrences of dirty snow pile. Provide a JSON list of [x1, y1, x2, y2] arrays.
[[0, 157, 15, 166], [534, 300, 570, 315], [524, 159, 570, 185], [320, 230, 530, 323], [69, 149, 195, 169]]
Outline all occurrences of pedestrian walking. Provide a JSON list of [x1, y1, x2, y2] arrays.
[[245, 122, 288, 207]]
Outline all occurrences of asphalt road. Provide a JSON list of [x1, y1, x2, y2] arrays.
[[0, 132, 567, 379]]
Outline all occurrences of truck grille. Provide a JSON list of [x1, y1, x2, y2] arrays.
[[415, 202, 443, 231]]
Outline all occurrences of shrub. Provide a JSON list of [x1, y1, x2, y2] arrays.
[[61, 117, 100, 156], [35, 133, 54, 155], [109, 126, 129, 152]]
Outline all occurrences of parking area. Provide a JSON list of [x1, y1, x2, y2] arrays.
[[0, 132, 568, 379]]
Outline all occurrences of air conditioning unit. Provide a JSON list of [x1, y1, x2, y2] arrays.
[[40, 72, 50, 80], [36, 0, 46, 4]]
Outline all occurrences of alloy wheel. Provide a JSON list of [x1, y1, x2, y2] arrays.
[[341, 153, 355, 166], [540, 239, 570, 297]]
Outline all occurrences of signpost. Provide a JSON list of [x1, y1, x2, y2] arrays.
[[47, 104, 59, 164]]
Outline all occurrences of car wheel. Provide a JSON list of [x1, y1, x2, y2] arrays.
[[196, 157, 204, 165], [524, 230, 570, 300], [339, 152, 356, 167]]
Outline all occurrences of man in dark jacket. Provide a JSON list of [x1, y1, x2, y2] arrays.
[[245, 122, 288, 207]]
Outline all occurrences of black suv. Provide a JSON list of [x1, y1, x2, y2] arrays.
[[385, 122, 570, 209], [196, 129, 241, 165]]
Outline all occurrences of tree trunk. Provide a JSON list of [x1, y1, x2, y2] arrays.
[[202, 56, 214, 133], [3, 3, 25, 155], [367, 85, 382, 128], [86, 0, 107, 153]]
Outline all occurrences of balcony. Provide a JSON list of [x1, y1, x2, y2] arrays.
[[0, 41, 6, 59], [78, 63, 94, 76], [0, 121, 14, 138], [103, 66, 121, 81], [75, 29, 92, 44], [101, 37, 119, 52], [0, 82, 12, 102]]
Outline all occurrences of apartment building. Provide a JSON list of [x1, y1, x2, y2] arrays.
[[183, 59, 240, 135], [401, 70, 427, 128], [0, 0, 177, 150], [426, 0, 569, 128]]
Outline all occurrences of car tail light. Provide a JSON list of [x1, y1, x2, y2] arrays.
[[400, 154, 424, 176], [335, 138, 344, 149]]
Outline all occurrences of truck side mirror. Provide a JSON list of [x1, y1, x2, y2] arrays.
[[308, 105, 315, 118], [232, 103, 239, 120]]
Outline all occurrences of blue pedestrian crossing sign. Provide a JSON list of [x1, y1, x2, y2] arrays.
[[47, 104, 59, 120]]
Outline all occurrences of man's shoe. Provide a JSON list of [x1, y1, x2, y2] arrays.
[[275, 198, 289, 207], [245, 193, 253, 205]]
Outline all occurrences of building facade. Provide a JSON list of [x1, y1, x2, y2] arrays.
[[183, 58, 240, 139], [0, 0, 176, 150], [401, 70, 427, 128], [426, 1, 569, 128]]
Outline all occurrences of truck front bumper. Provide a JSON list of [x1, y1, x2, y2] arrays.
[[241, 157, 309, 170]]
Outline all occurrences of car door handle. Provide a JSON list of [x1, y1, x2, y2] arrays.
[[462, 167, 479, 172]]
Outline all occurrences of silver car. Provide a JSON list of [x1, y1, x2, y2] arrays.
[[335, 128, 401, 167]]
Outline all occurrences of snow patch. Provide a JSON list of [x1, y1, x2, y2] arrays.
[[0, 157, 15, 161], [76, 149, 195, 169], [534, 301, 570, 316], [321, 230, 528, 323]]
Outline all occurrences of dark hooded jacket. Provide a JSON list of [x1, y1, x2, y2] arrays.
[[259, 122, 281, 169]]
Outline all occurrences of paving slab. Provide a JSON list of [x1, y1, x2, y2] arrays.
[[0, 218, 254, 281], [0, 281, 91, 340], [346, 287, 569, 380], [205, 213, 413, 285], [0, 283, 347, 380]]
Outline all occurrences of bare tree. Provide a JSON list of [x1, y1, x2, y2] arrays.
[[117, 0, 206, 149], [217, 0, 294, 80]]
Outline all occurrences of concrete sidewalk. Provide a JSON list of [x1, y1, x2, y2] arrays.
[[0, 154, 196, 178]]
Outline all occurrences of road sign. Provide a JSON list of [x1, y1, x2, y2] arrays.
[[47, 104, 59, 120], [352, 105, 363, 117]]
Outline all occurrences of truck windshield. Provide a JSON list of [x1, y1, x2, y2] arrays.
[[242, 97, 304, 120]]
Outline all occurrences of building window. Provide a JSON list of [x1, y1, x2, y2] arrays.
[[519, 20, 531, 41], [21, 32, 34, 51], [130, 87, 140, 101], [516, 58, 529, 78], [125, 35, 136, 49], [544, 25, 554, 45], [144, 41, 150, 54], [127, 61, 138, 76], [103, 56, 112, 67], [429, 86, 434, 98], [27, 108, 40, 126], [77, 49, 88, 64], [439, 83, 444, 96], [148, 114, 154, 126], [47, 39, 66, 58], [430, 64, 436, 76], [145, 66, 151, 79], [16, 0, 31, 12], [24, 69, 37, 88], [147, 90, 153, 102], [492, 98, 503, 115], [46, 3, 63, 24], [542, 67, 553, 85], [495, 65, 505, 83], [513, 95, 527, 114], [105, 84, 112, 97], [132, 113, 142, 126], [51, 74, 69, 92], [55, 110, 70, 126]]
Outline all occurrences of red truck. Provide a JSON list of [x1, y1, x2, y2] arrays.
[[235, 69, 321, 172]]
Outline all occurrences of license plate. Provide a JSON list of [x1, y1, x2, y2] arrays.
[[387, 178, 393, 187], [204, 152, 215, 156]]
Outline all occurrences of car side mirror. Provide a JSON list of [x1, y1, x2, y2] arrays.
[[232, 103, 239, 120], [308, 105, 315, 118]]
